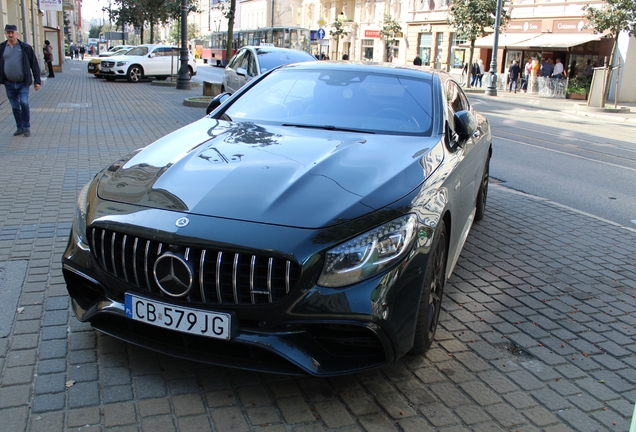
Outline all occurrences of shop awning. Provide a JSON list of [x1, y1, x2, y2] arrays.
[[461, 33, 541, 48], [507, 32, 605, 48]]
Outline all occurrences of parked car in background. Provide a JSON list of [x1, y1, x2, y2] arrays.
[[87, 47, 133, 77], [222, 45, 316, 93], [100, 44, 197, 82], [108, 44, 134, 53], [63, 62, 492, 376]]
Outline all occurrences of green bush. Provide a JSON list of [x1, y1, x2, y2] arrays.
[[567, 76, 591, 94]]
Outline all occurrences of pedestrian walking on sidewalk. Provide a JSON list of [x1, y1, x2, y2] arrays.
[[43, 40, 55, 78], [0, 24, 41, 137]]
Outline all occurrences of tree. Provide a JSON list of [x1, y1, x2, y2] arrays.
[[88, 24, 103, 39], [169, 22, 200, 45], [448, 0, 510, 87], [224, 0, 237, 64], [583, 0, 636, 104], [329, 19, 348, 60], [380, 14, 402, 62]]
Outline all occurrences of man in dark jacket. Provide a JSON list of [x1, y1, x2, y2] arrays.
[[508, 60, 521, 93], [0, 24, 41, 137]]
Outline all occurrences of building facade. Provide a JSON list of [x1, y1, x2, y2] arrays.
[[1, 0, 68, 74]]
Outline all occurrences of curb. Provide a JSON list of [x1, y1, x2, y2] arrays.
[[183, 97, 212, 108]]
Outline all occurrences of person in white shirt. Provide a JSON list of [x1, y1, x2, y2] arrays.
[[552, 58, 565, 79]]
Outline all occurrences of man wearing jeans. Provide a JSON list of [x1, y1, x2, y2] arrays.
[[0, 24, 41, 137]]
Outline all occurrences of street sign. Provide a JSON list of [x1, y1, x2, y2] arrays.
[[317, 28, 326, 39], [317, 17, 326, 27]]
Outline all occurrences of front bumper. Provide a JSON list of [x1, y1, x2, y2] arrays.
[[64, 262, 397, 376], [62, 202, 433, 376]]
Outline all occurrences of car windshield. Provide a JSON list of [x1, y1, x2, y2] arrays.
[[256, 49, 315, 73], [125, 46, 149, 56], [223, 68, 435, 135]]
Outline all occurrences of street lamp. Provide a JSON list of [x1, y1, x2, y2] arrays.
[[176, 0, 191, 90], [485, 0, 503, 96]]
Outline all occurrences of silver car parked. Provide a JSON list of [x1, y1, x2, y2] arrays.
[[222, 46, 316, 93]]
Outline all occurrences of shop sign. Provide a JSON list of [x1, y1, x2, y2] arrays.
[[506, 20, 541, 33], [553, 20, 590, 33], [364, 30, 382, 38]]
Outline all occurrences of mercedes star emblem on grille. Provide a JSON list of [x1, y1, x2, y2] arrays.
[[153, 252, 193, 297], [175, 217, 190, 228]]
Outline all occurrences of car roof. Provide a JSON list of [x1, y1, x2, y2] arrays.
[[242, 46, 311, 54], [274, 60, 441, 81]]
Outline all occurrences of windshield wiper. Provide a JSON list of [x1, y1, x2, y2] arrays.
[[281, 123, 375, 134]]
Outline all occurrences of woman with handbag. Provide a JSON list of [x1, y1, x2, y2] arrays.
[[43, 40, 54, 78]]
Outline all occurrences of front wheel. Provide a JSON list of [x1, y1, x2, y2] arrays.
[[126, 65, 143, 82], [410, 220, 448, 355], [475, 158, 490, 221]]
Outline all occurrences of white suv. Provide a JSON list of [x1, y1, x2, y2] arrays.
[[100, 44, 197, 82]]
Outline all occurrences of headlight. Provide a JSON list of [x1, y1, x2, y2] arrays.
[[317, 215, 417, 288], [74, 181, 91, 243], [116, 61, 128, 67]]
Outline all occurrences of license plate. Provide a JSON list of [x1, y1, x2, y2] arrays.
[[88, 65, 95, 71], [125, 293, 232, 340], [101, 67, 111, 72]]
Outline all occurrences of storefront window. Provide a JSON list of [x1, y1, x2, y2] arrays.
[[419, 33, 432, 66], [362, 39, 374, 61], [435, 33, 444, 69], [504, 50, 522, 69], [450, 33, 466, 69]]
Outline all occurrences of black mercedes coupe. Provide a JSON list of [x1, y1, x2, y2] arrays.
[[63, 61, 492, 376]]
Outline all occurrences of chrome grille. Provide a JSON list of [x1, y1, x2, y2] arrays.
[[101, 61, 115, 68], [89, 227, 300, 305]]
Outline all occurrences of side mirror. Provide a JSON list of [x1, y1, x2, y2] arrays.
[[236, 67, 247, 77], [453, 110, 477, 142], [148, 53, 155, 58], [206, 92, 231, 115]]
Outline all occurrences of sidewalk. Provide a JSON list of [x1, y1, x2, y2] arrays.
[[465, 86, 636, 125], [0, 61, 635, 432]]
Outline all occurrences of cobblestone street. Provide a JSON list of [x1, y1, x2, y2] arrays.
[[0, 60, 635, 431]]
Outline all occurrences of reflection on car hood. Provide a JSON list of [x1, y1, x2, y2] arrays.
[[97, 118, 441, 229]]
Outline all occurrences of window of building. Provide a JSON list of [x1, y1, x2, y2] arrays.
[[418, 33, 432, 66], [450, 33, 466, 69], [435, 33, 444, 69], [362, 39, 374, 61]]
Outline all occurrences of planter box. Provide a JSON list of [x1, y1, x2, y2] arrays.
[[567, 92, 587, 100]]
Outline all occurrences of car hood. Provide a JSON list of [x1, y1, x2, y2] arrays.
[[97, 118, 442, 229]]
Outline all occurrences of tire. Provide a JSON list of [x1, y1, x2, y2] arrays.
[[475, 158, 490, 221], [187, 67, 193, 79], [104, 76, 116, 81], [126, 65, 143, 82], [410, 220, 448, 355]]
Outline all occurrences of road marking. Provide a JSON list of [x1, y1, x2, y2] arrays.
[[494, 135, 636, 173]]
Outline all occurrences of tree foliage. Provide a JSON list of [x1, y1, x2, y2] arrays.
[[329, 19, 349, 59], [88, 24, 103, 39], [380, 14, 402, 61], [583, 0, 636, 102], [107, 0, 199, 44], [448, 0, 510, 86]]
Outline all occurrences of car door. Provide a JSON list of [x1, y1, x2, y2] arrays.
[[443, 79, 483, 255], [144, 46, 166, 76]]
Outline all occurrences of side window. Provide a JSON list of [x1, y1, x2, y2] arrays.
[[246, 52, 257, 77], [227, 50, 244, 69], [237, 51, 251, 71], [446, 81, 467, 113]]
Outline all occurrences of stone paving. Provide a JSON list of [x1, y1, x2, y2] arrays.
[[0, 59, 635, 431]]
